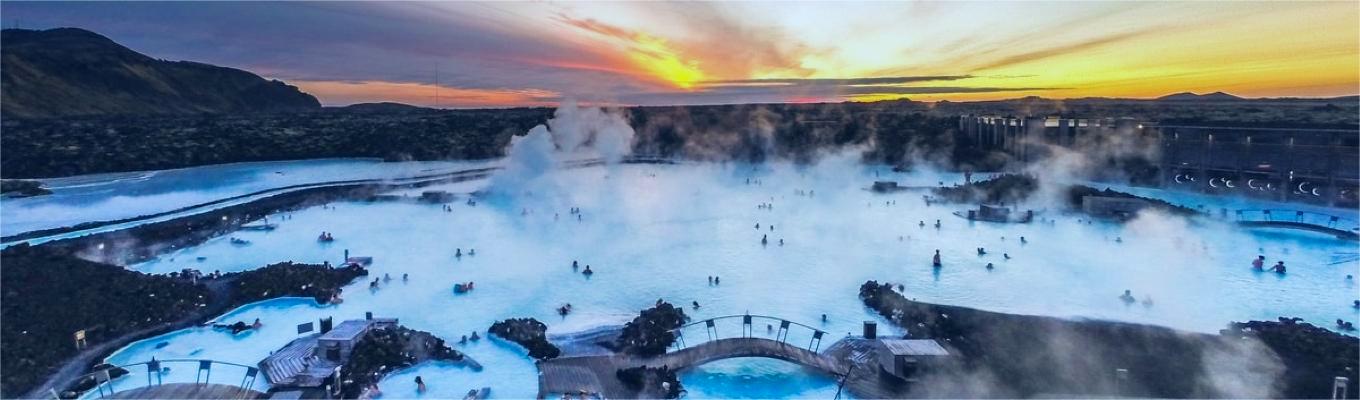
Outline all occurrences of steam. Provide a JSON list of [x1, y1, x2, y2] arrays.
[[1198, 335, 1284, 398], [486, 100, 636, 195], [1012, 119, 1161, 208]]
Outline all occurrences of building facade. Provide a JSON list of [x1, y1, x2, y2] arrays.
[[959, 115, 1359, 208]]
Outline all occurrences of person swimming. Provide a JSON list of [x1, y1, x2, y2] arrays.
[[919, 221, 925, 228], [1003, 253, 1011, 260], [1251, 255, 1264, 271], [985, 262, 994, 270], [416, 376, 426, 393], [583, 265, 594, 276], [573, 260, 579, 270], [932, 250, 942, 268], [456, 248, 462, 258], [692, 301, 701, 309], [977, 247, 986, 255], [470, 331, 480, 341], [402, 273, 409, 282], [761, 234, 768, 246], [1020, 236, 1027, 244], [1271, 261, 1286, 274], [714, 276, 720, 285], [469, 249, 476, 256], [1119, 290, 1136, 304], [779, 239, 784, 246], [934, 220, 941, 229]]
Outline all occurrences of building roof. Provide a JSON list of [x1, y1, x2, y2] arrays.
[[319, 320, 371, 341], [879, 339, 949, 356]]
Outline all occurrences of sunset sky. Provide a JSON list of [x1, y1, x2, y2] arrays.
[[4, 1, 1357, 107]]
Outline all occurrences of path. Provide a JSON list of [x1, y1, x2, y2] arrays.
[[23, 277, 239, 399]]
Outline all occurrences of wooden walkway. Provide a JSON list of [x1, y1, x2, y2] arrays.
[[106, 383, 265, 399], [258, 333, 341, 388], [537, 337, 848, 398]]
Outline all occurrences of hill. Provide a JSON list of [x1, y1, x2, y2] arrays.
[[1156, 91, 1244, 101], [334, 102, 437, 114], [0, 28, 319, 119]]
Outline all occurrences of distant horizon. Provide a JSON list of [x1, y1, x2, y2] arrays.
[[318, 91, 1360, 110], [3, 1, 1357, 107]]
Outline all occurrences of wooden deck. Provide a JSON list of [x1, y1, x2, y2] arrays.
[[258, 333, 340, 388], [107, 383, 265, 399]]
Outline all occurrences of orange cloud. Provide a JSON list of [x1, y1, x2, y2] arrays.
[[554, 15, 706, 89], [292, 80, 559, 108]]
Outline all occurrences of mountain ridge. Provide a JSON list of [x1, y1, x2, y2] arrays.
[[1, 27, 320, 119]]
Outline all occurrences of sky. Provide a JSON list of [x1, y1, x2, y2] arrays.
[[3, 1, 1358, 108]]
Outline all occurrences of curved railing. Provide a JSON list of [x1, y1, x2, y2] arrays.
[[669, 314, 830, 353], [65, 359, 263, 399], [1230, 209, 1360, 239]]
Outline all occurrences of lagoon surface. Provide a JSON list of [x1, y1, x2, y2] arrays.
[[17, 159, 1357, 399]]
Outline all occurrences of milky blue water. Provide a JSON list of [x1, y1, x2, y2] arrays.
[[34, 160, 1359, 399], [1, 158, 497, 235], [680, 358, 842, 399]]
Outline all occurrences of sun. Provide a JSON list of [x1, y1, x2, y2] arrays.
[[627, 33, 705, 90]]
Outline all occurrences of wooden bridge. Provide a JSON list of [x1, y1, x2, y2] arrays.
[[536, 314, 849, 398], [1231, 209, 1359, 240]]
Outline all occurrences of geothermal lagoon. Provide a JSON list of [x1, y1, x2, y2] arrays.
[[5, 158, 1358, 399]]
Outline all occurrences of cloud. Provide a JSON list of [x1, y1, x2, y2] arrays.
[[611, 84, 1056, 106], [553, 6, 817, 81], [701, 76, 973, 86], [970, 28, 1162, 72]]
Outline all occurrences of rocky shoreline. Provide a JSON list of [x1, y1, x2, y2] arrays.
[[858, 280, 1358, 398], [0, 243, 371, 398], [223, 261, 367, 309], [489, 318, 561, 360], [0, 178, 51, 198], [0, 244, 209, 397], [613, 302, 690, 356], [340, 325, 477, 399]]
